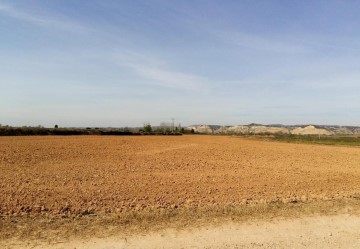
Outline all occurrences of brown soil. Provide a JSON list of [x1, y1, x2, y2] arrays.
[[1, 135, 360, 217]]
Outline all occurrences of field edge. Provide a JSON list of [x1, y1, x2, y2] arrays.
[[1, 198, 360, 245]]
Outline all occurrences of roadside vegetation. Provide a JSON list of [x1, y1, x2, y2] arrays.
[[2, 199, 360, 243]]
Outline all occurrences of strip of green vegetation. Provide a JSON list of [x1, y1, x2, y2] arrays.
[[270, 134, 360, 147]]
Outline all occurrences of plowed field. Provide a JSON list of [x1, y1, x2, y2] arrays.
[[1, 135, 360, 217]]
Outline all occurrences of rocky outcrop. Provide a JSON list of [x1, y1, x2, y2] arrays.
[[290, 125, 334, 136], [214, 125, 289, 135], [249, 126, 289, 135], [187, 125, 214, 134], [215, 126, 249, 135], [187, 124, 357, 136]]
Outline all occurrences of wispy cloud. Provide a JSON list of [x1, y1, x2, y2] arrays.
[[213, 30, 312, 54], [0, 2, 89, 33], [160, 5, 313, 55], [212, 30, 360, 55], [289, 72, 360, 89], [111, 52, 209, 92]]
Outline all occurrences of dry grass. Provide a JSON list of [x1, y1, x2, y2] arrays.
[[1, 198, 360, 244]]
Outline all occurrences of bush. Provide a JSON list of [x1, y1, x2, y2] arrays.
[[143, 124, 152, 133]]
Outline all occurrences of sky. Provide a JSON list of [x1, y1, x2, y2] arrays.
[[1, 0, 360, 127]]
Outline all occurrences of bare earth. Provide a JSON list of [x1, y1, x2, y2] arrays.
[[1, 135, 360, 248], [1, 135, 360, 215]]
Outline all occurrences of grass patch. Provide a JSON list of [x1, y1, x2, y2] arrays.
[[266, 134, 360, 147]]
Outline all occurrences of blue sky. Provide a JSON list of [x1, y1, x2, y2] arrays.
[[1, 0, 360, 127]]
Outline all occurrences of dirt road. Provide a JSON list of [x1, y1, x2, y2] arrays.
[[4, 214, 360, 248]]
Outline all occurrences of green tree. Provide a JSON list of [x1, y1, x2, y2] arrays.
[[143, 123, 152, 133]]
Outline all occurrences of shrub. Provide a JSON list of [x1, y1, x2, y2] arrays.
[[143, 124, 152, 133]]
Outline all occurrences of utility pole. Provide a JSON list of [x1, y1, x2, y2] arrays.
[[171, 118, 175, 133]]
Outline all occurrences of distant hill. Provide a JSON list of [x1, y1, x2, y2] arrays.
[[186, 124, 360, 136]]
